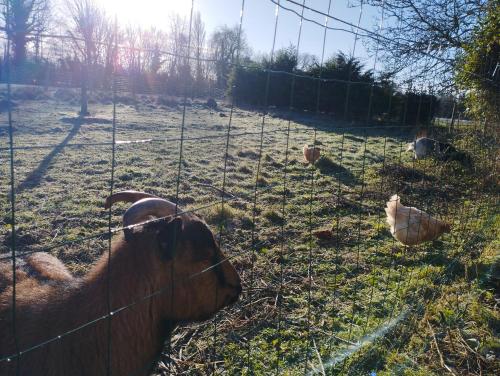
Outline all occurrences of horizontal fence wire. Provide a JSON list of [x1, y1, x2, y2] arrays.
[[0, 125, 420, 152], [0, 0, 498, 375]]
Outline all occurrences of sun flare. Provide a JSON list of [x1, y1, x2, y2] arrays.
[[100, 0, 192, 28]]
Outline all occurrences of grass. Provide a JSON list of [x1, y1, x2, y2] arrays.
[[0, 85, 498, 375]]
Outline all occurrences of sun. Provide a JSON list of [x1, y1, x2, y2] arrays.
[[100, 0, 192, 28]]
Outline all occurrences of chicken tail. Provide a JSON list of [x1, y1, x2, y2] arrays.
[[384, 194, 401, 222]]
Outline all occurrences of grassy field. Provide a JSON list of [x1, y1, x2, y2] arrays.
[[0, 85, 498, 375]]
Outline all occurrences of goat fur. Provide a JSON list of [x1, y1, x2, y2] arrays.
[[406, 137, 471, 166], [0, 215, 241, 375]]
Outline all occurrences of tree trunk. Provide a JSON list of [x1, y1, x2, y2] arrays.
[[80, 64, 89, 116], [449, 102, 456, 133], [12, 33, 27, 66]]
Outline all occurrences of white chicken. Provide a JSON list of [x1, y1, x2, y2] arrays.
[[385, 194, 451, 245]]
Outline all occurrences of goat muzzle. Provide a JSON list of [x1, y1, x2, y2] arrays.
[[226, 282, 242, 305]]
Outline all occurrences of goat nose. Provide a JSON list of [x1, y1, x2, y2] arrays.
[[229, 290, 240, 304], [229, 284, 242, 304]]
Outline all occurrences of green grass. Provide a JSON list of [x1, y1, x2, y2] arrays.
[[0, 86, 498, 375]]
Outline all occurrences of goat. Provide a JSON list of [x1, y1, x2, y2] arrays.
[[0, 191, 241, 375], [303, 144, 321, 164], [406, 137, 472, 166]]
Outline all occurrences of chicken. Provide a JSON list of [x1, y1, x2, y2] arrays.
[[303, 144, 321, 164], [385, 194, 451, 245]]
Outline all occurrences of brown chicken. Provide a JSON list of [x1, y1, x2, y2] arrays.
[[303, 144, 321, 164], [385, 194, 451, 245]]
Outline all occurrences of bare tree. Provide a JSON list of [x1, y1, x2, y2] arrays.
[[166, 13, 188, 79], [210, 25, 248, 88], [192, 11, 206, 90], [65, 0, 111, 115], [139, 27, 167, 75], [364, 0, 488, 86], [298, 52, 318, 71], [1, 0, 50, 65], [122, 25, 139, 72]]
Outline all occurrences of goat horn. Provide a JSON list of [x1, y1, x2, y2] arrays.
[[104, 190, 160, 209], [123, 198, 178, 226]]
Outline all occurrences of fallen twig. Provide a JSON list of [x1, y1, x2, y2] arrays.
[[427, 319, 458, 376], [194, 182, 236, 199], [312, 338, 326, 376]]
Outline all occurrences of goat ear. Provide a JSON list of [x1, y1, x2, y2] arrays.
[[183, 220, 218, 259], [157, 217, 183, 260]]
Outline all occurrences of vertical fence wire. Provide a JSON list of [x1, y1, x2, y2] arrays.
[[343, 0, 364, 121], [389, 108, 423, 321], [105, 18, 119, 376], [169, 1, 196, 374], [362, 135, 388, 334], [347, 129, 368, 341], [378, 135, 405, 318], [212, 0, 247, 373], [276, 1, 307, 373], [5, 1, 21, 373], [326, 131, 346, 356], [398, 83, 433, 300], [356, 4, 390, 328], [346, 131, 368, 342], [247, 1, 281, 372], [304, 0, 334, 372], [341, 0, 366, 343], [399, 87, 445, 349]]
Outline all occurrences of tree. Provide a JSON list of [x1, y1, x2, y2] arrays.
[[192, 11, 206, 90], [166, 14, 188, 79], [365, 0, 488, 86], [263, 45, 298, 72], [1, 0, 50, 65], [66, 0, 111, 115], [456, 0, 499, 123], [210, 25, 248, 88]]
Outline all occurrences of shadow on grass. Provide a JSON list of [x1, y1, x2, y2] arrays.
[[61, 116, 112, 125], [316, 156, 359, 186], [16, 120, 84, 193]]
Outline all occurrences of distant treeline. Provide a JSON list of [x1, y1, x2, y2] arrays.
[[229, 47, 439, 125], [1, 48, 442, 126]]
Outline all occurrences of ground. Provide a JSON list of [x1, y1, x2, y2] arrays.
[[0, 85, 498, 375]]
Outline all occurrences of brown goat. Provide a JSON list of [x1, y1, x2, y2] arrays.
[[0, 192, 241, 375]]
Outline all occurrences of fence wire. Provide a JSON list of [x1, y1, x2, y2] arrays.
[[0, 0, 498, 376]]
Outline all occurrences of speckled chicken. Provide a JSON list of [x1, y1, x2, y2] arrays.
[[385, 194, 451, 245]]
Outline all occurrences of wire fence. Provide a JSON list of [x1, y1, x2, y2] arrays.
[[0, 0, 498, 375]]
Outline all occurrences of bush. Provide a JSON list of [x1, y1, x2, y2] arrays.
[[53, 88, 77, 102], [11, 86, 48, 101]]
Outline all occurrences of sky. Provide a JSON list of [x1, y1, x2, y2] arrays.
[[99, 0, 382, 69]]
